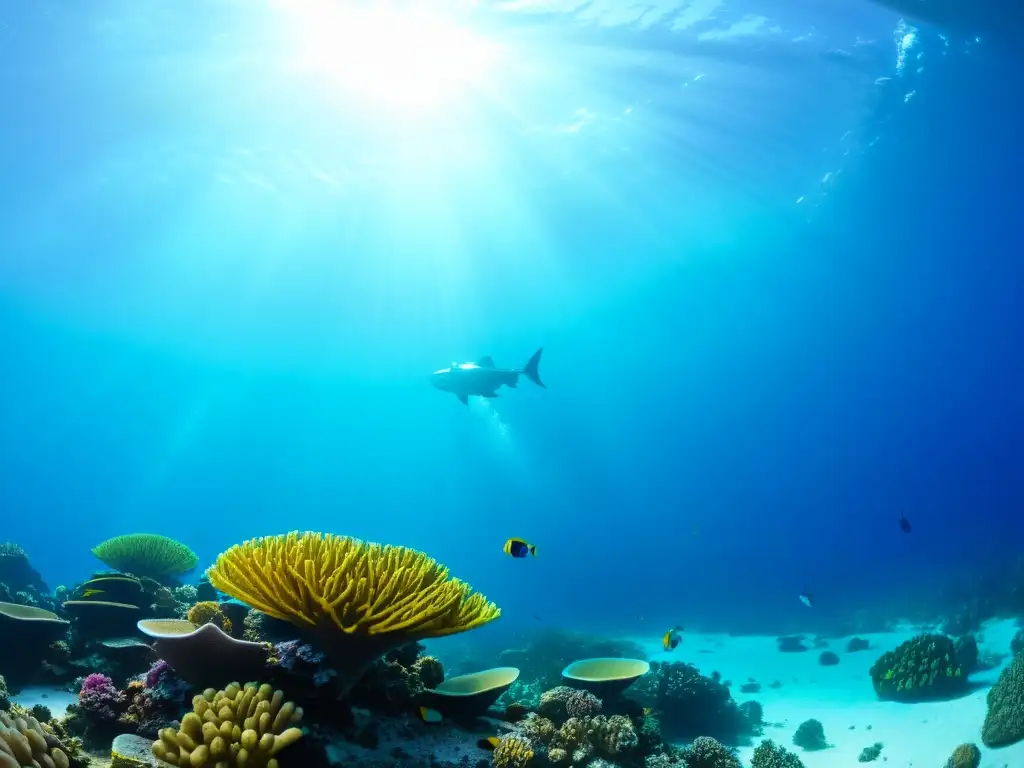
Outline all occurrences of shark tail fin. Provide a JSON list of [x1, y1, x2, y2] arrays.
[[523, 347, 546, 388]]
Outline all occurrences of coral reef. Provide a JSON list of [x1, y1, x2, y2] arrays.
[[628, 661, 751, 744], [981, 653, 1024, 746], [0, 676, 8, 711], [1011, 628, 1024, 656], [152, 682, 303, 768], [0, 710, 73, 768], [857, 742, 883, 762], [207, 532, 501, 693], [490, 629, 648, 690], [0, 543, 54, 613], [750, 739, 805, 768], [515, 712, 638, 765], [775, 637, 808, 653], [944, 742, 981, 768], [678, 736, 741, 768], [738, 701, 763, 734], [817, 651, 839, 666], [846, 637, 870, 652], [492, 734, 534, 768], [538, 687, 603, 722], [869, 634, 967, 702], [953, 635, 979, 673], [121, 661, 192, 738], [791, 719, 827, 751]]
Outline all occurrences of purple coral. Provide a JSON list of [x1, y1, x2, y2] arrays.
[[274, 640, 336, 687], [143, 660, 190, 703], [78, 673, 125, 720]]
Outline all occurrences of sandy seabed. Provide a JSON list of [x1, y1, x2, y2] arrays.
[[624, 618, 1022, 768]]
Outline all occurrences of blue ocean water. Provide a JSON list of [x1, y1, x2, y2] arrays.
[[1, 0, 1021, 653]]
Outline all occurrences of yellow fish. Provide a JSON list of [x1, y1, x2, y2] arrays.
[[418, 706, 443, 724], [663, 625, 683, 651], [477, 737, 501, 750], [81, 588, 105, 599]]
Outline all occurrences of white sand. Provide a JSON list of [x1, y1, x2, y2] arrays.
[[11, 685, 78, 717], [623, 618, 1023, 768]]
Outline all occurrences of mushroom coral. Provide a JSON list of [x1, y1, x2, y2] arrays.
[[207, 532, 501, 691]]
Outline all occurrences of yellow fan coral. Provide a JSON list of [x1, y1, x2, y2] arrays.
[[208, 532, 501, 690], [152, 682, 302, 768]]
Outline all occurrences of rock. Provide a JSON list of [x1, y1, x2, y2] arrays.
[[111, 733, 162, 768]]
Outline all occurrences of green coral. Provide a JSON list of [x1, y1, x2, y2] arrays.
[[869, 634, 967, 702], [91, 534, 198, 581], [751, 739, 805, 768], [982, 654, 1024, 746], [944, 742, 981, 768]]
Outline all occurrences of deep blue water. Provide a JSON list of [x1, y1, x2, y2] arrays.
[[1, 1, 1021, 647]]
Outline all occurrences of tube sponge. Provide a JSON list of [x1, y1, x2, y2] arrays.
[[151, 682, 302, 768]]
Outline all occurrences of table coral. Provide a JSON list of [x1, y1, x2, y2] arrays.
[[152, 682, 302, 768]]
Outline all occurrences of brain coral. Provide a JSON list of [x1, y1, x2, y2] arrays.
[[869, 634, 966, 702], [152, 682, 302, 768], [538, 686, 602, 723], [207, 532, 500, 692], [982, 654, 1024, 747], [944, 742, 981, 768]]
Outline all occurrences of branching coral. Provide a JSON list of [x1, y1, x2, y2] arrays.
[[186, 602, 233, 635], [207, 532, 501, 691], [152, 682, 303, 768], [492, 734, 534, 768], [869, 634, 966, 702], [91, 534, 198, 581], [0, 710, 71, 768], [517, 713, 637, 765]]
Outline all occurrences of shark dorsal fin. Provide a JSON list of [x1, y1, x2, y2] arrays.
[[478, 356, 495, 367]]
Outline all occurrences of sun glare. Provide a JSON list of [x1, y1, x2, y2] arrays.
[[276, 1, 499, 112]]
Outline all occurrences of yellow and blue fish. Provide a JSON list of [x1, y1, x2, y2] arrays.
[[503, 538, 536, 558], [663, 625, 684, 651]]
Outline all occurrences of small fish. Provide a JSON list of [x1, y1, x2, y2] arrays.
[[477, 737, 501, 750], [642, 707, 653, 717], [799, 593, 814, 608], [81, 588, 105, 599], [663, 626, 684, 651], [504, 538, 537, 558], [532, 614, 543, 621], [418, 706, 443, 724], [899, 512, 912, 533]]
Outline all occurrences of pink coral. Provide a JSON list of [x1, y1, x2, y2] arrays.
[[78, 673, 125, 720]]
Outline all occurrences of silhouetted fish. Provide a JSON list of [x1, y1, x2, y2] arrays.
[[899, 512, 912, 534]]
